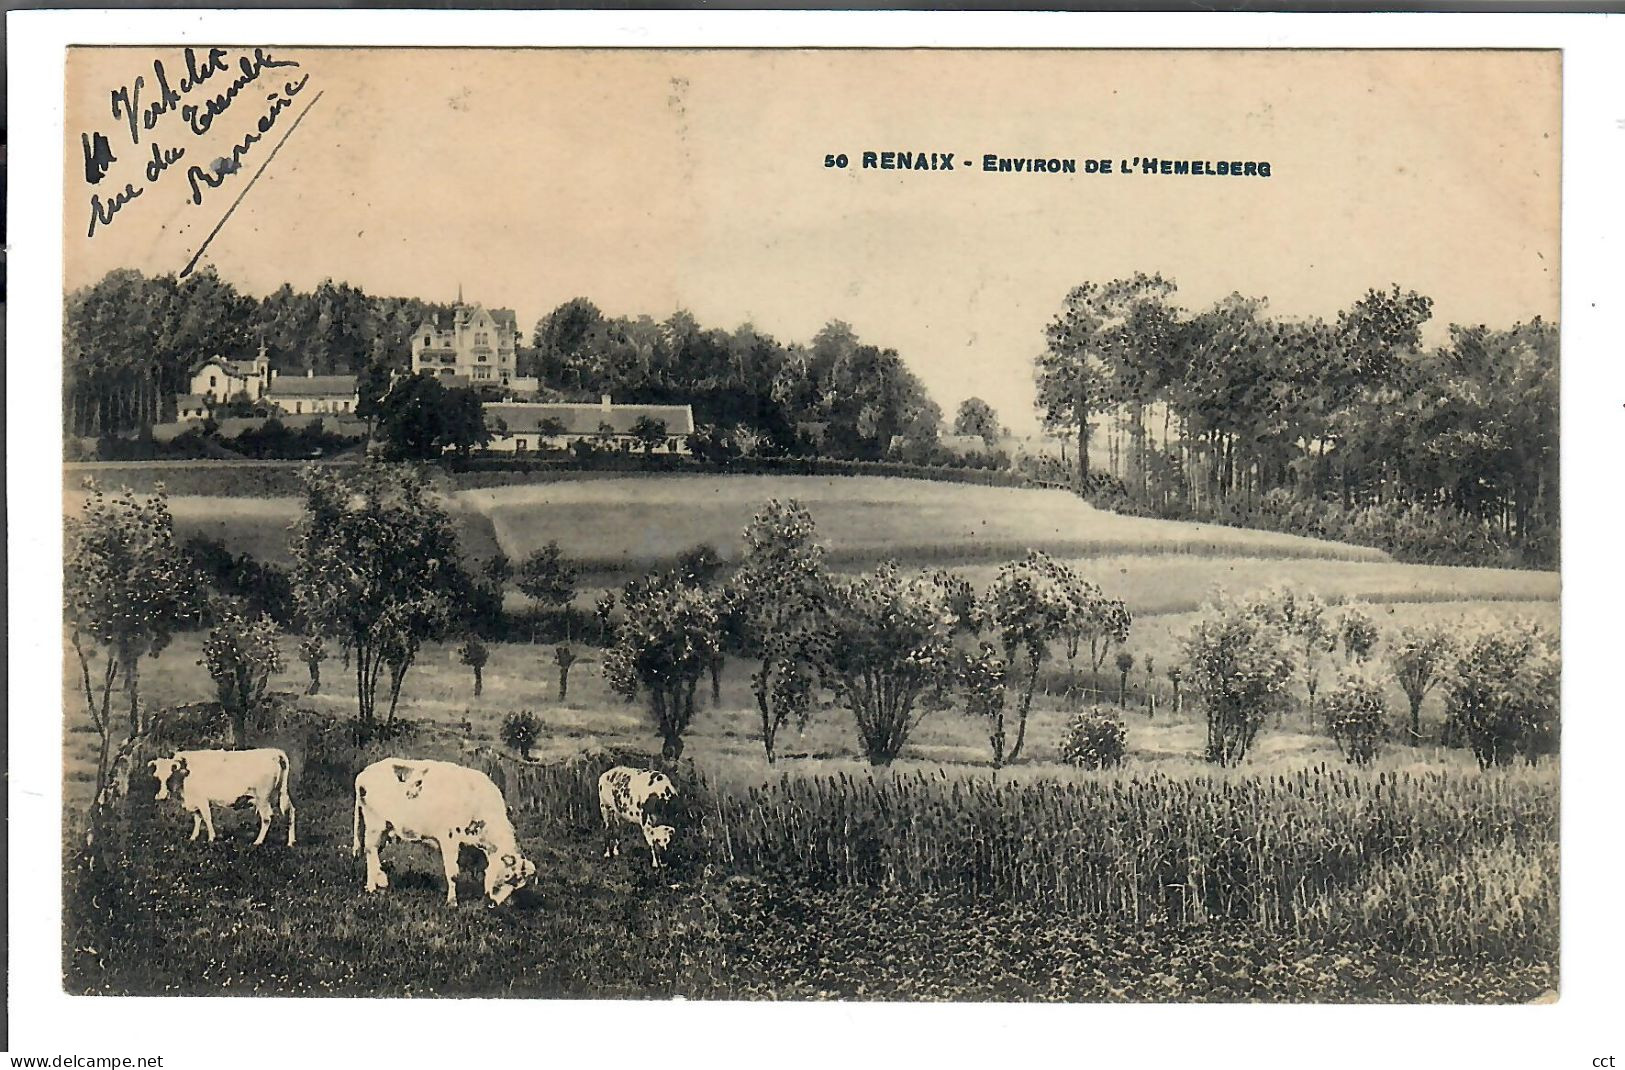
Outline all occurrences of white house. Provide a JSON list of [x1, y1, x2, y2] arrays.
[[265, 371, 360, 416], [411, 296, 522, 387], [190, 347, 273, 403], [484, 396, 695, 454]]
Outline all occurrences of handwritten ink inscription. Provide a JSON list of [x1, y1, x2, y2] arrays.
[[79, 46, 312, 238]]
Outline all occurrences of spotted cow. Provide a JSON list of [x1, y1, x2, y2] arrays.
[[598, 766, 677, 869], [149, 748, 297, 847], [352, 758, 536, 906]]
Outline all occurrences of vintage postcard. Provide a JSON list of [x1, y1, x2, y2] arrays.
[[10, 11, 1620, 1067]]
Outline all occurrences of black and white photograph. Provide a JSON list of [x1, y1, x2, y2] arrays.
[[9, 12, 1623, 1067]]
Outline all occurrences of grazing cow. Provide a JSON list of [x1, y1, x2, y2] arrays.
[[351, 758, 536, 906], [149, 748, 297, 847], [598, 766, 677, 869]]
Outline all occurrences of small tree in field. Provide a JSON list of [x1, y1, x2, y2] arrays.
[[500, 710, 541, 760], [1166, 664, 1184, 715], [554, 644, 577, 701], [1337, 603, 1380, 663], [1257, 586, 1337, 721], [518, 541, 578, 636], [298, 634, 326, 695], [959, 643, 1009, 769], [1055, 571, 1132, 690], [723, 500, 833, 764], [1181, 592, 1297, 766], [201, 603, 285, 748], [823, 562, 962, 766], [1389, 624, 1456, 742], [1444, 622, 1558, 768], [593, 593, 616, 645], [603, 576, 722, 762], [1115, 650, 1135, 707], [1321, 669, 1390, 767], [290, 464, 467, 727], [457, 636, 489, 697], [977, 551, 1072, 767], [65, 482, 198, 796]]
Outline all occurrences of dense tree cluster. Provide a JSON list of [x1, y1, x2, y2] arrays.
[[64, 268, 457, 436], [531, 302, 942, 460], [1036, 275, 1558, 563]]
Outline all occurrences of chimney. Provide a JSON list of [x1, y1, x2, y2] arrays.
[[600, 394, 612, 413]]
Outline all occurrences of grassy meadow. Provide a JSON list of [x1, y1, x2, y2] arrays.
[[63, 470, 1560, 1001]]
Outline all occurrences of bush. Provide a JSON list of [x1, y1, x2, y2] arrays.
[[1058, 708, 1127, 769], [1321, 670, 1389, 766], [1445, 623, 1559, 767], [500, 710, 543, 760], [1181, 592, 1297, 766]]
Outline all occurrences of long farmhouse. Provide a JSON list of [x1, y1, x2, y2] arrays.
[[485, 396, 695, 455]]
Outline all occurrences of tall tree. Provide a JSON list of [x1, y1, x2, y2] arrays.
[[723, 499, 833, 763], [289, 464, 468, 726], [1036, 273, 1176, 485], [953, 397, 1002, 446]]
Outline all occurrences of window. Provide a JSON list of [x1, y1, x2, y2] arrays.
[[515, 438, 528, 452], [478, 352, 488, 362], [295, 403, 302, 414], [209, 375, 217, 388], [425, 335, 431, 346]]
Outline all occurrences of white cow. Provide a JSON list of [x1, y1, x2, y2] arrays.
[[149, 748, 297, 847], [351, 758, 536, 906], [598, 766, 677, 868]]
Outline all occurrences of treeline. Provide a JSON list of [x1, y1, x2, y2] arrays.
[[532, 299, 942, 461], [63, 267, 456, 437], [63, 269, 950, 466], [1035, 275, 1559, 567]]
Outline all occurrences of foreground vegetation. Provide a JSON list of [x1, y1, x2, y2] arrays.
[[62, 464, 1560, 1001]]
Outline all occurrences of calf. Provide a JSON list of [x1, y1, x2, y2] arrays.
[[598, 766, 677, 868], [352, 758, 536, 906], [149, 748, 297, 847]]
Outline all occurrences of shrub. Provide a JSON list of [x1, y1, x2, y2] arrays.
[[1181, 592, 1297, 766], [200, 602, 285, 748], [1321, 670, 1389, 766], [500, 710, 542, 760], [823, 562, 963, 766], [1445, 622, 1559, 768], [1337, 603, 1380, 662], [1058, 708, 1127, 769], [457, 636, 489, 696]]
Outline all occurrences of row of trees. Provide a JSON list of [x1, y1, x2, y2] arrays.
[[532, 301, 945, 461], [63, 268, 952, 467], [67, 467, 1557, 803], [1035, 275, 1558, 560], [1183, 586, 1557, 768]]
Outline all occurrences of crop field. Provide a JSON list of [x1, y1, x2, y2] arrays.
[[62, 471, 1560, 1002], [460, 475, 1393, 572]]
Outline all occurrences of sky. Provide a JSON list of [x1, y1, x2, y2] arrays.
[[64, 47, 1560, 432]]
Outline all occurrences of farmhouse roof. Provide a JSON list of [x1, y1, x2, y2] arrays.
[[485, 402, 695, 436], [268, 374, 358, 398]]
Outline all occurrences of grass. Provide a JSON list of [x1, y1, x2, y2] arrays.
[[461, 475, 1395, 573]]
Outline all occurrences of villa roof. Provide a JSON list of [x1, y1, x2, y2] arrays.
[[268, 375, 358, 398]]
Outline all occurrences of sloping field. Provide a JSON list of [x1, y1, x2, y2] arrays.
[[460, 475, 1392, 571], [61, 492, 503, 567], [951, 554, 1559, 617]]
